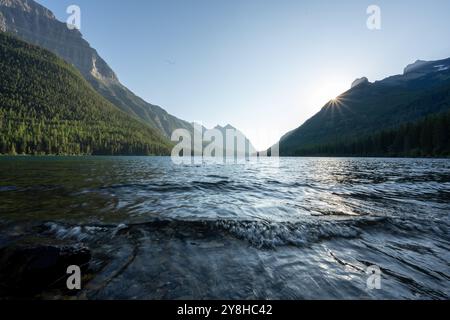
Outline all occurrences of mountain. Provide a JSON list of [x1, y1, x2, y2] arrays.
[[278, 57, 450, 157], [301, 110, 450, 157], [351, 77, 369, 89], [212, 124, 257, 156], [0, 0, 192, 138], [0, 32, 172, 155]]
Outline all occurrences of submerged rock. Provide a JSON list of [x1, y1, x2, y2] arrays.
[[0, 244, 91, 298]]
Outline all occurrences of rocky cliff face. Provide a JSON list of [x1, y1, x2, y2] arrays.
[[351, 77, 369, 89], [0, 0, 117, 82], [0, 0, 191, 138], [0, 0, 54, 19], [403, 60, 429, 75]]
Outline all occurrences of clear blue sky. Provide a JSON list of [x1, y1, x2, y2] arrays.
[[37, 0, 450, 149]]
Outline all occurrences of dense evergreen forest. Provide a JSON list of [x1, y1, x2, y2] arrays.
[[292, 111, 450, 157], [0, 32, 172, 156]]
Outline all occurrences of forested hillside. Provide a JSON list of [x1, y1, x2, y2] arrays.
[[292, 111, 450, 157], [279, 58, 450, 157], [0, 0, 193, 138], [0, 32, 172, 155]]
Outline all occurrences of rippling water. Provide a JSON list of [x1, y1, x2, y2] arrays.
[[0, 157, 449, 299]]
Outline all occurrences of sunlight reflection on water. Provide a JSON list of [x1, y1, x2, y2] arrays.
[[0, 157, 449, 299]]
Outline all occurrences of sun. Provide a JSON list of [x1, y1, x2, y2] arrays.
[[329, 96, 341, 107], [307, 74, 353, 111], [330, 96, 340, 102], [315, 81, 348, 107], [324, 83, 347, 104]]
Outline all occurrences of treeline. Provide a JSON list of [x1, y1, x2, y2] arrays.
[[293, 111, 450, 157], [0, 32, 172, 156], [0, 111, 170, 155]]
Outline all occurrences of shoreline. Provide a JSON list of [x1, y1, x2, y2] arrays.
[[1, 154, 449, 160]]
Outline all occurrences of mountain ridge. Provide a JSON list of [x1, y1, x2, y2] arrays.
[[0, 31, 172, 155], [0, 0, 192, 138], [277, 56, 450, 156]]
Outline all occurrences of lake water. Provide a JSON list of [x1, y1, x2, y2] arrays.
[[0, 157, 449, 299]]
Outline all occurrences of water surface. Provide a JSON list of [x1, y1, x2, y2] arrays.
[[0, 157, 449, 299]]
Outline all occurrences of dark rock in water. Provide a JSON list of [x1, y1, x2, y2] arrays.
[[0, 245, 91, 298]]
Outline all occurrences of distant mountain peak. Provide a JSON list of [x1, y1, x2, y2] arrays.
[[215, 124, 235, 130], [351, 77, 369, 88], [403, 59, 429, 74]]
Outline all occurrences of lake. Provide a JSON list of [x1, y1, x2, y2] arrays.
[[0, 156, 449, 299]]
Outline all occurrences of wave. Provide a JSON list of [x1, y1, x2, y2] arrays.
[[39, 214, 447, 249], [39, 217, 432, 248], [84, 179, 271, 196]]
